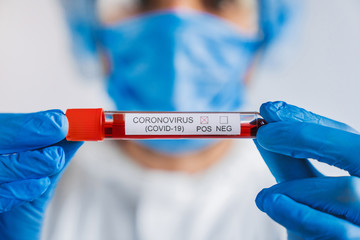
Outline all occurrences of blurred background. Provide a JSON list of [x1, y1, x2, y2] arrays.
[[0, 1, 359, 127], [248, 0, 360, 131]]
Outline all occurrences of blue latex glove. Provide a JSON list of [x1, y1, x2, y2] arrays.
[[0, 110, 83, 240], [254, 101, 360, 239]]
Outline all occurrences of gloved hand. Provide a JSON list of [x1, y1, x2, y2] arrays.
[[254, 101, 360, 239], [0, 110, 83, 240]]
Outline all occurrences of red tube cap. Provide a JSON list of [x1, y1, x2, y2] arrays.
[[66, 108, 104, 141]]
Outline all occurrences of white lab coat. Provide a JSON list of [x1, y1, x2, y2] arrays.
[[42, 140, 286, 240]]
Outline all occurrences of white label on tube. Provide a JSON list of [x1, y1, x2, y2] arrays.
[[125, 113, 240, 135]]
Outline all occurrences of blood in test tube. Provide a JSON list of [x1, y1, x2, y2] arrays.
[[66, 108, 266, 141]]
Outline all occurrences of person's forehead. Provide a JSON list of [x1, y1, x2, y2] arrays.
[[98, 0, 257, 5], [98, 0, 258, 13], [98, 0, 259, 30]]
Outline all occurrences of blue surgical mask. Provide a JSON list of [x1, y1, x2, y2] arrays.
[[98, 10, 262, 155]]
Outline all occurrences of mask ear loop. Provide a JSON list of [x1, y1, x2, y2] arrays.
[[97, 45, 112, 77]]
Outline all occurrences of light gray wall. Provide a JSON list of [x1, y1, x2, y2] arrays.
[[0, 0, 114, 112], [248, 0, 360, 130]]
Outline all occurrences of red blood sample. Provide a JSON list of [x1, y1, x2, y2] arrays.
[[66, 109, 266, 141]]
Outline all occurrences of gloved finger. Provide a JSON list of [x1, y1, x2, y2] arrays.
[[256, 176, 360, 226], [0, 199, 24, 214], [255, 101, 331, 183], [257, 121, 360, 176], [37, 140, 83, 202], [260, 101, 358, 133], [0, 177, 50, 213], [51, 140, 83, 179], [256, 193, 360, 239], [0, 110, 68, 154], [0, 146, 65, 183], [254, 140, 321, 183]]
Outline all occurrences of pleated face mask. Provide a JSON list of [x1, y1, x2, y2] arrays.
[[99, 10, 262, 154]]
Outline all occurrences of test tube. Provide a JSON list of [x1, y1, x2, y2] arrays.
[[65, 108, 266, 141]]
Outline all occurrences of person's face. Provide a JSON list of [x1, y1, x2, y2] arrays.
[[101, 0, 259, 36], [99, 0, 262, 156], [100, 0, 260, 79]]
